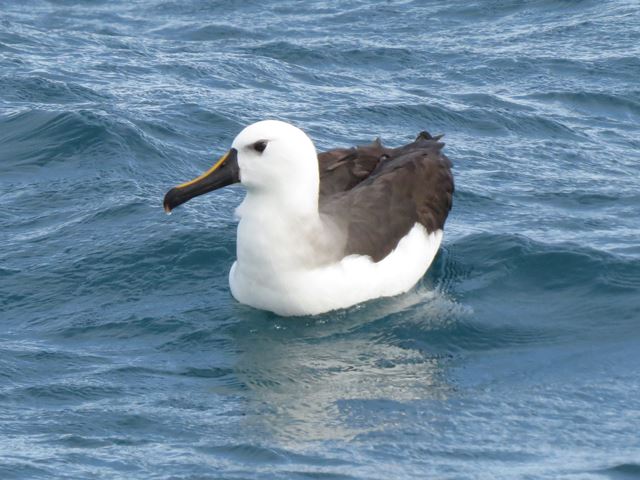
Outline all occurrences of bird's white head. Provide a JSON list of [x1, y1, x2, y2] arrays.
[[232, 120, 319, 200], [163, 120, 320, 216]]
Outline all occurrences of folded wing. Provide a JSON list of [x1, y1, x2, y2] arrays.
[[318, 132, 454, 262]]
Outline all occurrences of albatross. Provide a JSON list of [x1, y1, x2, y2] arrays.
[[163, 120, 453, 316]]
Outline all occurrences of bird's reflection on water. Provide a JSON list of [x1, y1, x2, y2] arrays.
[[220, 285, 469, 443]]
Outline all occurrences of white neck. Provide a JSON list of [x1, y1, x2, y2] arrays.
[[234, 185, 324, 275]]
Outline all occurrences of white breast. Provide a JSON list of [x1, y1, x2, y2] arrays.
[[229, 224, 443, 316]]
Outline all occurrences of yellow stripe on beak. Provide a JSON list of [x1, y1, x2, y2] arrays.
[[163, 148, 240, 213], [176, 150, 230, 189]]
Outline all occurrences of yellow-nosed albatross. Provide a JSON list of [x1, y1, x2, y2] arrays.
[[163, 120, 453, 316]]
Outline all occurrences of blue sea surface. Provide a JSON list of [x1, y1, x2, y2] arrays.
[[2, 0, 640, 478]]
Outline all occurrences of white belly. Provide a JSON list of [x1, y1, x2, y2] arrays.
[[229, 224, 443, 316]]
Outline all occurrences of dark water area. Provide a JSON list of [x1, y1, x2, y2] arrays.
[[2, 0, 640, 478]]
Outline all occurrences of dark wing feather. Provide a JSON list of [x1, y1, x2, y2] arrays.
[[318, 132, 453, 262], [317, 139, 392, 196]]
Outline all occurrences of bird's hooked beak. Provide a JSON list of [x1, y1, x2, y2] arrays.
[[163, 148, 240, 213]]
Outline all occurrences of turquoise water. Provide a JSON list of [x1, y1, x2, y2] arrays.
[[2, 1, 640, 478]]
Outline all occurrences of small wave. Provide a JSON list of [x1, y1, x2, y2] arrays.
[[520, 90, 640, 120], [595, 463, 640, 479], [137, 102, 240, 145], [445, 233, 640, 340], [528, 190, 640, 210], [0, 29, 43, 48], [55, 225, 235, 297], [0, 108, 164, 170], [452, 93, 536, 113], [366, 287, 553, 354], [452, 188, 497, 207], [57, 435, 113, 449], [149, 0, 257, 16], [151, 22, 261, 41], [178, 366, 234, 379], [450, 232, 640, 288], [8, 383, 123, 404], [0, 463, 52, 479], [57, 315, 188, 341], [317, 3, 415, 25], [198, 443, 355, 469], [343, 102, 584, 139], [0, 75, 110, 105], [246, 40, 328, 64]]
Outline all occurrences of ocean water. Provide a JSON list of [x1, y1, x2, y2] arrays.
[[2, 0, 640, 478]]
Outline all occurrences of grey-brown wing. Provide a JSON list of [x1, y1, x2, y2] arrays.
[[319, 135, 453, 262], [317, 139, 392, 197]]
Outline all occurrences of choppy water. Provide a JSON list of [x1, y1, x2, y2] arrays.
[[2, 0, 640, 478]]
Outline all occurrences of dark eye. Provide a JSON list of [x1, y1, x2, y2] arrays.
[[253, 140, 267, 153]]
